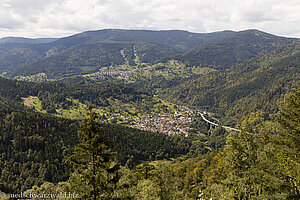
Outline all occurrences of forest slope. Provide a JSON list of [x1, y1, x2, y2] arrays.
[[159, 43, 300, 122], [0, 108, 191, 193], [0, 29, 234, 76], [175, 29, 298, 69]]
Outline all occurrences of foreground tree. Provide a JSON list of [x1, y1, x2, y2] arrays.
[[66, 106, 119, 199], [276, 88, 300, 195], [202, 111, 291, 199]]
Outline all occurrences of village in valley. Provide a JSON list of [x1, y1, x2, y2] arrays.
[[91, 62, 203, 136], [105, 106, 195, 136], [93, 65, 153, 80]]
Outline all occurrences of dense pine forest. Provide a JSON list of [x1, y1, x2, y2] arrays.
[[0, 29, 299, 199]]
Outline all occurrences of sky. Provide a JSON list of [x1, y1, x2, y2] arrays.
[[0, 0, 300, 38]]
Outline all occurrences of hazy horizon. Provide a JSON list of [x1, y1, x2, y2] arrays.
[[1, 28, 299, 40]]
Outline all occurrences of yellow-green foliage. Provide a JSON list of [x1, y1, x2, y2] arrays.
[[133, 46, 141, 65], [120, 49, 130, 66], [55, 98, 88, 119], [78, 60, 214, 86], [22, 95, 184, 125], [15, 73, 48, 82], [22, 96, 47, 113]]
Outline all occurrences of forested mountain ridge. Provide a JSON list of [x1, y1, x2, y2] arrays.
[[2, 29, 297, 79], [159, 42, 300, 123], [0, 43, 45, 72], [175, 29, 298, 69], [0, 29, 234, 76], [7, 42, 178, 78], [46, 29, 235, 53]]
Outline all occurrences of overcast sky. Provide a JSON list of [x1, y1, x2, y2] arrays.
[[0, 0, 300, 38]]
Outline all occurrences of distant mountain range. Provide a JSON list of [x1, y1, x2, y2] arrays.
[[175, 29, 298, 69], [1, 29, 298, 78]]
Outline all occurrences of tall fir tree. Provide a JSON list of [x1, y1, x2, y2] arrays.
[[66, 105, 119, 200]]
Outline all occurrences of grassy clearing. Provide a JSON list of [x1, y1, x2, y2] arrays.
[[22, 96, 47, 113], [55, 98, 88, 119]]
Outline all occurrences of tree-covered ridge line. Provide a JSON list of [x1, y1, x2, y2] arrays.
[[4, 42, 180, 79], [1, 29, 298, 80], [0, 37, 58, 44], [0, 29, 233, 78], [174, 29, 298, 69]]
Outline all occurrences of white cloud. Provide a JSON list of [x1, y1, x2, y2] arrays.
[[0, 6, 24, 29], [0, 0, 299, 38]]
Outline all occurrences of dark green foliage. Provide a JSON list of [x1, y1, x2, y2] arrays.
[[160, 43, 300, 122], [199, 93, 300, 199], [0, 28, 299, 199], [0, 77, 153, 112], [0, 29, 236, 78], [0, 43, 43, 71], [102, 124, 191, 168], [0, 109, 78, 193], [135, 162, 156, 180], [9, 43, 132, 78], [276, 89, 300, 194], [52, 29, 234, 53], [6, 42, 180, 78], [278, 88, 300, 141], [177, 29, 297, 69], [0, 108, 192, 193], [66, 106, 119, 199], [133, 43, 178, 64], [185, 116, 228, 157]]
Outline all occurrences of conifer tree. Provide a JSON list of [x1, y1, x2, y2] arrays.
[[277, 88, 300, 195], [66, 105, 119, 200]]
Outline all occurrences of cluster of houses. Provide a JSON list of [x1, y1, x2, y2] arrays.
[[126, 108, 194, 136], [93, 66, 153, 80], [94, 70, 137, 80]]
